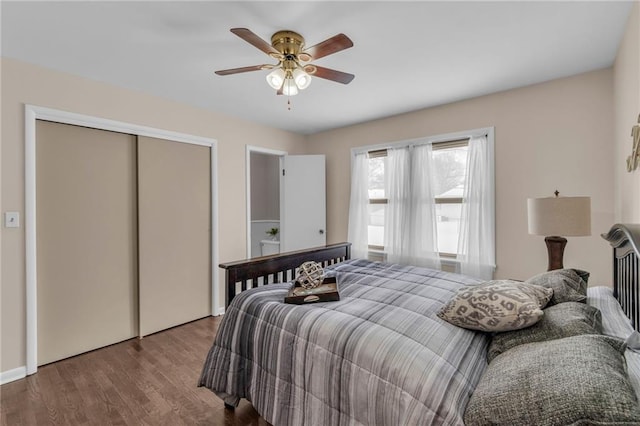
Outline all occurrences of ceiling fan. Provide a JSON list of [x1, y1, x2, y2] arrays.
[[215, 28, 355, 96]]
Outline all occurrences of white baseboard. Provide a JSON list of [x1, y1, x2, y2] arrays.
[[217, 307, 225, 316], [1, 366, 26, 385]]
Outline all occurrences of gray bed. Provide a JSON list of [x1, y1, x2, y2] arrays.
[[199, 224, 640, 425]]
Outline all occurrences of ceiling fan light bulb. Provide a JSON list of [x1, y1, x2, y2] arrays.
[[292, 68, 312, 90], [282, 78, 299, 96], [266, 68, 285, 90]]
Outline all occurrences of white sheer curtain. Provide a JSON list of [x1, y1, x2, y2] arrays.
[[384, 147, 411, 264], [347, 152, 370, 259], [384, 146, 440, 268], [457, 135, 495, 280], [408, 144, 441, 269]]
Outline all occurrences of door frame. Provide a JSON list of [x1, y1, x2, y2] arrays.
[[25, 104, 219, 375], [245, 145, 287, 259]]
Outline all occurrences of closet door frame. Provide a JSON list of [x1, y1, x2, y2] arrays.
[[24, 104, 219, 375]]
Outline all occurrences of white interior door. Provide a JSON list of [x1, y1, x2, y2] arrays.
[[280, 155, 326, 252]]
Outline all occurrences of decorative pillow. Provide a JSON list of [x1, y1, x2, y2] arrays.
[[587, 286, 640, 402], [571, 268, 590, 285], [464, 334, 640, 426], [437, 280, 553, 332], [525, 268, 587, 305], [487, 302, 602, 362]]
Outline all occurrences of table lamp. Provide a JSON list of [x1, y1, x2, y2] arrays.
[[527, 191, 591, 271]]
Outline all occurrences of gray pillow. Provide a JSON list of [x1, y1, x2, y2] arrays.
[[487, 302, 602, 362], [525, 268, 587, 305], [571, 268, 590, 285], [437, 280, 553, 332], [464, 334, 640, 426]]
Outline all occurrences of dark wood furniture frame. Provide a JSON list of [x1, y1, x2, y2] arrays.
[[219, 242, 352, 308], [602, 223, 640, 331]]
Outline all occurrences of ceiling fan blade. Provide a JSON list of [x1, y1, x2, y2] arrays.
[[309, 65, 355, 84], [303, 33, 353, 60], [215, 65, 272, 76], [230, 28, 280, 56]]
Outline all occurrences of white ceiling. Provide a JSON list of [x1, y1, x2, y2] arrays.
[[1, 1, 633, 134]]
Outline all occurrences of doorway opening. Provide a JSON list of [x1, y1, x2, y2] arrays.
[[246, 146, 285, 258], [246, 146, 327, 259]]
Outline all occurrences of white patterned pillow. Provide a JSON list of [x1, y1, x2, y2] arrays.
[[437, 280, 554, 332]]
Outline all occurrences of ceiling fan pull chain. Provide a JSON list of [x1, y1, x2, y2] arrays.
[[287, 98, 292, 111]]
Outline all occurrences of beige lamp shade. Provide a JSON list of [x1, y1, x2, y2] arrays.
[[527, 196, 591, 237]]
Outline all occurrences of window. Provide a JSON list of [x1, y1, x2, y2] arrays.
[[365, 140, 468, 257], [349, 128, 494, 279], [366, 150, 387, 250], [432, 140, 468, 256]]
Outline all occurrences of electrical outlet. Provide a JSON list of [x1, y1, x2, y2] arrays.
[[4, 212, 20, 228]]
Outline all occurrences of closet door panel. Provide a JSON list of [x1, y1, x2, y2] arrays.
[[36, 120, 138, 365], [137, 137, 211, 336]]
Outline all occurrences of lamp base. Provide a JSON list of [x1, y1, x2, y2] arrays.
[[545, 236, 567, 271]]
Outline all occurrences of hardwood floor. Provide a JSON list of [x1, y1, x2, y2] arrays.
[[0, 317, 270, 425]]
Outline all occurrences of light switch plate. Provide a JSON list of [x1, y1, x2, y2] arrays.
[[5, 212, 20, 228]]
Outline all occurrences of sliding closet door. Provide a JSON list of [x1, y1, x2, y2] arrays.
[[137, 136, 211, 336], [36, 120, 138, 365]]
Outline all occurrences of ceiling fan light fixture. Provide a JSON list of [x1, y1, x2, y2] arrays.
[[217, 28, 354, 99], [266, 68, 285, 90], [292, 68, 312, 90], [282, 77, 299, 96]]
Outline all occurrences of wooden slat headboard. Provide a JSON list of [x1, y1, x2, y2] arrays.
[[219, 242, 352, 308], [602, 224, 640, 331]]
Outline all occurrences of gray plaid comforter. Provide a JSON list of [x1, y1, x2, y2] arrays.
[[198, 259, 489, 426]]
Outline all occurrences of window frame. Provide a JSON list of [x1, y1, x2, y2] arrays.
[[351, 126, 495, 274]]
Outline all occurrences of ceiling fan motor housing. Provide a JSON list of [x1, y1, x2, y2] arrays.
[[270, 30, 305, 58]]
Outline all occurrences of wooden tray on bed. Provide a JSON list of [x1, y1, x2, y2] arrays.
[[285, 277, 339, 304]]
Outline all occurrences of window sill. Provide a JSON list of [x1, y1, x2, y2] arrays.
[[366, 251, 461, 271]]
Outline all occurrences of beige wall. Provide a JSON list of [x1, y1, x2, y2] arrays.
[[308, 69, 614, 288], [0, 58, 306, 372], [614, 1, 640, 222]]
